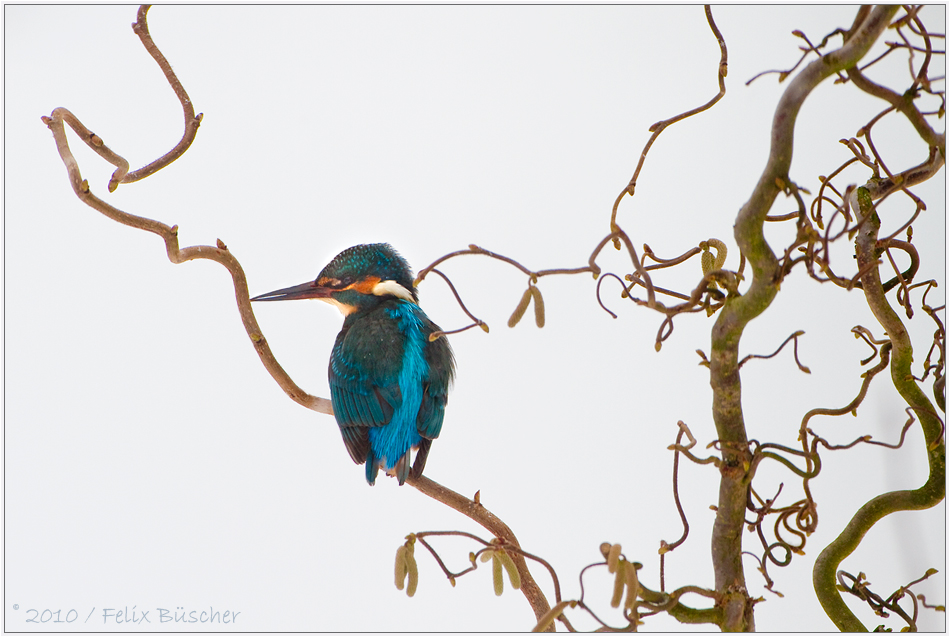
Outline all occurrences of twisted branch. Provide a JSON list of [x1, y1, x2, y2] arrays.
[[709, 7, 901, 630], [42, 7, 554, 627]]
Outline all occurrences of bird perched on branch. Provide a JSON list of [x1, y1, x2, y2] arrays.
[[251, 243, 454, 485]]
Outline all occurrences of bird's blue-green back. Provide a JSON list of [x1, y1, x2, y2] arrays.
[[330, 299, 453, 484]]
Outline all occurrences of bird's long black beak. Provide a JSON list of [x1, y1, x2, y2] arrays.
[[250, 280, 332, 302]]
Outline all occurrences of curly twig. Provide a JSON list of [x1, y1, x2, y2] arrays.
[[738, 330, 811, 373]]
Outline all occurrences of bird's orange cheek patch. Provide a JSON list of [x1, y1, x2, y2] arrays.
[[351, 276, 381, 294]]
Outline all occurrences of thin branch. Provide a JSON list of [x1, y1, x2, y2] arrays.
[[41, 15, 329, 416], [610, 5, 727, 229], [738, 330, 811, 373], [123, 5, 204, 186], [660, 421, 693, 592], [44, 15, 557, 630], [424, 268, 489, 336], [406, 475, 553, 627], [847, 50, 946, 152]]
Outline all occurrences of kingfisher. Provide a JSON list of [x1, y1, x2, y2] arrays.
[[251, 243, 455, 486]]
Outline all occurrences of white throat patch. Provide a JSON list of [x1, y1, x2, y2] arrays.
[[371, 280, 415, 303], [321, 297, 358, 315]]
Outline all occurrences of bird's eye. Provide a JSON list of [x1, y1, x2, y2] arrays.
[[318, 277, 349, 288]]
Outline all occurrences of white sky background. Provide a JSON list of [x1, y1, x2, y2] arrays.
[[5, 4, 946, 633]]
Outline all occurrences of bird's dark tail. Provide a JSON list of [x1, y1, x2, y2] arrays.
[[368, 442, 430, 486], [365, 449, 379, 486], [393, 452, 412, 486], [411, 439, 432, 481]]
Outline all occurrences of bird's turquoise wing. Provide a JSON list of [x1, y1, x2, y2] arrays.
[[416, 319, 455, 440], [329, 313, 405, 464]]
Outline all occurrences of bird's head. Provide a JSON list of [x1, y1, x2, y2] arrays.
[[251, 243, 418, 315]]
